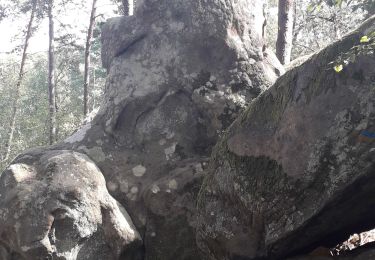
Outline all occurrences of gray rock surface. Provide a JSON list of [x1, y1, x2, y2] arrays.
[[0, 0, 282, 259], [0, 150, 141, 260], [197, 16, 375, 259]]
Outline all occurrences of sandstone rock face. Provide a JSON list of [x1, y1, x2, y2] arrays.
[[0, 150, 141, 260], [197, 16, 375, 259], [0, 0, 282, 259]]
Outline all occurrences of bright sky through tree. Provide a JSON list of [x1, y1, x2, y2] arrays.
[[0, 0, 118, 55]]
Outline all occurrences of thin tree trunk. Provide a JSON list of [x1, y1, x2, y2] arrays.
[[332, 13, 341, 39], [92, 67, 96, 109], [2, 0, 37, 162], [276, 0, 295, 65], [48, 0, 56, 145], [84, 0, 98, 117], [122, 0, 134, 16], [55, 82, 59, 140]]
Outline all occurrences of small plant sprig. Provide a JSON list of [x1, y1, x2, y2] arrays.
[[331, 31, 375, 73]]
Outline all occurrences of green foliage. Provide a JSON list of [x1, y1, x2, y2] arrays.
[[346, 0, 375, 16], [308, 0, 374, 15], [333, 64, 343, 72], [0, 34, 106, 172], [266, 0, 368, 59], [331, 31, 375, 72], [294, 0, 367, 59], [0, 0, 117, 171]]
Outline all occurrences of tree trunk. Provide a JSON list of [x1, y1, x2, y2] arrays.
[[276, 0, 295, 65], [55, 83, 59, 140], [48, 0, 56, 145], [92, 67, 96, 108], [122, 0, 134, 16], [2, 0, 37, 162], [83, 0, 98, 117]]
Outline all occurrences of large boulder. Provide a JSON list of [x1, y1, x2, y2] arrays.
[[197, 16, 375, 259], [0, 150, 141, 260], [0, 0, 282, 259]]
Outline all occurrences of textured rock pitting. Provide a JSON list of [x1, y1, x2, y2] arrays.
[[0, 150, 141, 260]]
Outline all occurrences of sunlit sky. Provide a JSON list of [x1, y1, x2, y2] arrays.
[[0, 0, 119, 55]]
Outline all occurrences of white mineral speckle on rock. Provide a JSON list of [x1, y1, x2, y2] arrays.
[[228, 93, 246, 106], [114, 96, 122, 105], [64, 123, 91, 144], [166, 131, 175, 139], [337, 152, 347, 162], [249, 58, 256, 64], [130, 186, 139, 194], [132, 165, 146, 177], [168, 179, 178, 190], [151, 185, 160, 194], [151, 232, 156, 237], [164, 143, 177, 160], [21, 245, 32, 252], [159, 139, 166, 145], [120, 180, 129, 193], [194, 163, 203, 172], [355, 120, 368, 130], [107, 181, 118, 191]]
